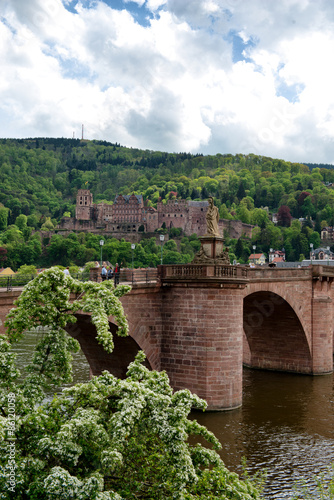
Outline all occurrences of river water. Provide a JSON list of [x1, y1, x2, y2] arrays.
[[12, 332, 334, 499]]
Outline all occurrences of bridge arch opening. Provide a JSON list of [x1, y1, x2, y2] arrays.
[[65, 314, 152, 379], [243, 291, 312, 374]]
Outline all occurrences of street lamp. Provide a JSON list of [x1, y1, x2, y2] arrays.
[[99, 239, 104, 266], [160, 234, 165, 265], [310, 242, 313, 263], [131, 243, 135, 269], [252, 244, 256, 265]]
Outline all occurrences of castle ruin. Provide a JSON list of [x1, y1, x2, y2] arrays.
[[59, 189, 253, 239]]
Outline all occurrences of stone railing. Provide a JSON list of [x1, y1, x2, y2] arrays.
[[90, 267, 158, 284], [247, 266, 313, 282], [159, 264, 248, 281]]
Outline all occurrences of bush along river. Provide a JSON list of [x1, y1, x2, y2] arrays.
[[13, 331, 334, 499]]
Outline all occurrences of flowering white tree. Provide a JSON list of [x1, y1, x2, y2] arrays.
[[0, 268, 264, 499]]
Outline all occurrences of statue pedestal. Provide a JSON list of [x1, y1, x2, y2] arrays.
[[201, 236, 224, 259], [192, 236, 230, 265]]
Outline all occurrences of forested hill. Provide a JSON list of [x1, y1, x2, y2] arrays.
[[2, 137, 334, 270], [1, 137, 334, 228], [304, 162, 334, 170]]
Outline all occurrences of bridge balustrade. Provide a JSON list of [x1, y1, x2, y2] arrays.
[[119, 268, 158, 285], [159, 264, 248, 281], [0, 274, 37, 292]]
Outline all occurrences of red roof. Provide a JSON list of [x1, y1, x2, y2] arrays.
[[249, 253, 265, 259]]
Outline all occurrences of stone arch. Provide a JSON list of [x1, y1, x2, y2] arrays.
[[244, 280, 312, 349], [243, 291, 312, 374], [65, 314, 152, 379]]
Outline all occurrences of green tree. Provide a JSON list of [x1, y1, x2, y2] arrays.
[[251, 208, 269, 228], [27, 214, 39, 229], [235, 238, 244, 259], [314, 213, 322, 234], [14, 214, 28, 232], [309, 231, 321, 249], [41, 217, 55, 230], [1, 226, 23, 244], [16, 264, 37, 276], [0, 268, 263, 499], [0, 207, 9, 231]]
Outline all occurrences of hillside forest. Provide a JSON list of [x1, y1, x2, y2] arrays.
[[0, 137, 333, 271]]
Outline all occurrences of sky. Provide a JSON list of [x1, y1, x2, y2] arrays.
[[1, 0, 334, 164]]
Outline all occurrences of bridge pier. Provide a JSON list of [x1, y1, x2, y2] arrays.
[[159, 265, 248, 410], [312, 277, 334, 374]]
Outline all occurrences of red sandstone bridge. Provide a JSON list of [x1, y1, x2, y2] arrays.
[[0, 264, 333, 410]]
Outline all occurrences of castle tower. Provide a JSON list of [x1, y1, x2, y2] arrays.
[[76, 189, 93, 220]]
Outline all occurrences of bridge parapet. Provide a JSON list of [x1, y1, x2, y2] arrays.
[[311, 264, 334, 280], [158, 264, 248, 286], [247, 265, 334, 283], [248, 267, 312, 282]]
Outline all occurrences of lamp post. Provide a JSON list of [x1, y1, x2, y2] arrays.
[[131, 243, 135, 269], [310, 242, 313, 263], [252, 244, 256, 265], [160, 234, 165, 265], [99, 239, 104, 266]]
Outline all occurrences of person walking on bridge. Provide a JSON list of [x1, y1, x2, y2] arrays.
[[114, 263, 120, 285], [101, 265, 107, 281], [107, 266, 114, 280]]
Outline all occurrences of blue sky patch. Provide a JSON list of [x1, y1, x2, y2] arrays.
[[276, 80, 304, 102], [64, 0, 154, 26], [56, 52, 97, 83], [226, 30, 256, 63]]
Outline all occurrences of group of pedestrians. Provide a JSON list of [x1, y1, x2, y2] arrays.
[[101, 263, 120, 285]]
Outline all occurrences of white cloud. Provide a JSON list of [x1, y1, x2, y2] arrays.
[[146, 0, 167, 11], [1, 0, 334, 162]]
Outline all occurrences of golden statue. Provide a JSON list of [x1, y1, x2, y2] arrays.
[[205, 197, 220, 237]]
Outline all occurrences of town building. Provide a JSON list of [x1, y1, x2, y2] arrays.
[[268, 249, 286, 263], [321, 226, 334, 241], [310, 246, 334, 261], [249, 253, 266, 265]]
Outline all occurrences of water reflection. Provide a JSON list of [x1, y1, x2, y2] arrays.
[[10, 333, 334, 498], [12, 329, 91, 389], [194, 368, 334, 498]]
